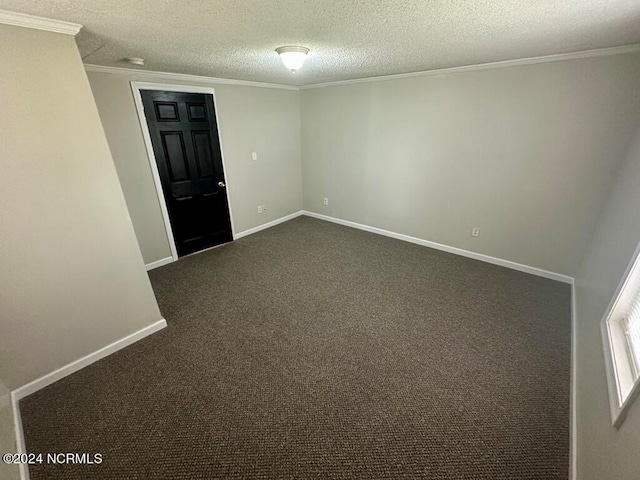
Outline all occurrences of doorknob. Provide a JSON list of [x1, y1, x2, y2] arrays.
[[218, 181, 226, 188]]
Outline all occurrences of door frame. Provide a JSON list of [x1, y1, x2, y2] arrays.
[[130, 81, 236, 262]]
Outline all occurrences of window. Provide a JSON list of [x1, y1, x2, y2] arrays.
[[623, 292, 640, 377], [602, 247, 640, 427]]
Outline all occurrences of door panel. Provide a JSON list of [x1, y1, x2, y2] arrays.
[[192, 131, 215, 177], [187, 102, 207, 121], [141, 90, 232, 257], [161, 132, 189, 181], [155, 102, 179, 121]]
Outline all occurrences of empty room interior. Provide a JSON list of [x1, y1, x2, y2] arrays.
[[2, 1, 640, 479]]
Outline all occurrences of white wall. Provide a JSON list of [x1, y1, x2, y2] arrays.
[[87, 71, 302, 265], [574, 124, 640, 479], [301, 53, 640, 276], [0, 24, 162, 390]]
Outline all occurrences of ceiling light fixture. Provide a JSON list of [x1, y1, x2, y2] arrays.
[[275, 46, 309, 73]]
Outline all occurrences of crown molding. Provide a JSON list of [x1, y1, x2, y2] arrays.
[[0, 9, 82, 36], [84, 64, 299, 91], [84, 43, 640, 91], [300, 43, 640, 89]]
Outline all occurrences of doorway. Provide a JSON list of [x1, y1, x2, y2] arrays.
[[131, 83, 234, 259]]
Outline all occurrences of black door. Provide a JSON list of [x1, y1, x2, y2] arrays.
[[141, 90, 232, 256]]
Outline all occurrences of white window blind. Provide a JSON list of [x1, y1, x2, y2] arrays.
[[623, 288, 640, 378], [602, 247, 640, 427]]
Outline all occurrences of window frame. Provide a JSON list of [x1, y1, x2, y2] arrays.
[[601, 240, 640, 428]]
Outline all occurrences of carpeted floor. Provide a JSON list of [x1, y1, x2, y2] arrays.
[[20, 216, 571, 479]]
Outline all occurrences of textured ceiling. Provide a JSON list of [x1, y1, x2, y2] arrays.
[[2, 0, 640, 86]]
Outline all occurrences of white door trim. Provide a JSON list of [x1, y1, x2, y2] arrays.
[[129, 81, 236, 262]]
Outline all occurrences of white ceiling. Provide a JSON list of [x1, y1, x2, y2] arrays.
[[2, 0, 640, 86]]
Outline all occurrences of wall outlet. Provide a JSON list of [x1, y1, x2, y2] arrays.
[[251, 151, 258, 161], [472, 227, 480, 238], [323, 197, 329, 206], [262, 204, 267, 212], [257, 205, 263, 214]]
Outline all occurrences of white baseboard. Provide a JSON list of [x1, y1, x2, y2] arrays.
[[234, 211, 304, 240], [10, 318, 166, 480], [147, 211, 306, 265], [11, 394, 28, 480], [11, 319, 167, 402], [302, 211, 574, 284], [302, 210, 577, 472], [145, 256, 174, 271]]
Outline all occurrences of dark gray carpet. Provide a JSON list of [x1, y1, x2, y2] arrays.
[[20, 216, 571, 479]]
